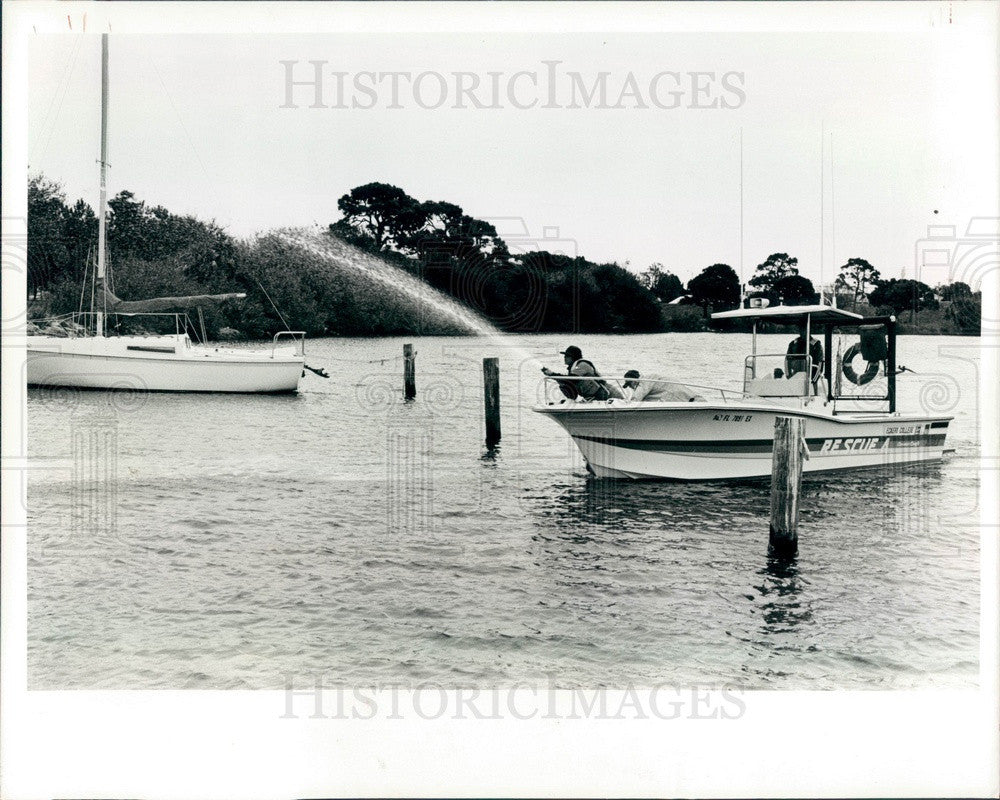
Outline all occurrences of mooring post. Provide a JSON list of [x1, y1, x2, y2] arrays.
[[483, 357, 501, 447], [769, 416, 806, 557], [403, 343, 416, 400]]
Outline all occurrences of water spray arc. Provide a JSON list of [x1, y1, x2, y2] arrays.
[[276, 228, 500, 337]]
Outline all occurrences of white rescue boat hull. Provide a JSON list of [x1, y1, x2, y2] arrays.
[[533, 402, 951, 481]]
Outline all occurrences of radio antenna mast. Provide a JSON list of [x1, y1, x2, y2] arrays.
[[830, 132, 837, 308], [739, 127, 744, 301], [820, 123, 825, 305]]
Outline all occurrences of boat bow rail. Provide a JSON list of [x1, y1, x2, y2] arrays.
[[539, 374, 802, 408], [272, 330, 306, 358], [28, 310, 193, 338]]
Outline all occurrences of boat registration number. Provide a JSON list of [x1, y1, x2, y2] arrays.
[[712, 414, 753, 422]]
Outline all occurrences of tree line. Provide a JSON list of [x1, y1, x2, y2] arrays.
[[27, 175, 473, 338], [27, 174, 982, 337], [329, 182, 663, 333], [638, 251, 980, 334]]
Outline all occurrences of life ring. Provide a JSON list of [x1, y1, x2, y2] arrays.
[[842, 343, 880, 385]]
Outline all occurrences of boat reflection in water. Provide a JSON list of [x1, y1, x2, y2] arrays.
[[521, 456, 957, 687]]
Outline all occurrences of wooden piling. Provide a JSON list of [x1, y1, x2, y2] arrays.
[[403, 343, 416, 400], [769, 416, 805, 557], [483, 357, 501, 447]]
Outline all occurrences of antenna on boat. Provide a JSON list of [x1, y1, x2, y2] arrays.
[[830, 132, 837, 308], [820, 123, 824, 306], [96, 33, 109, 337], [739, 127, 744, 302]]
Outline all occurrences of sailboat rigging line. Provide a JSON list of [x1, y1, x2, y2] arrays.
[[147, 54, 214, 198], [253, 278, 292, 331], [79, 245, 91, 314], [33, 35, 84, 167], [106, 245, 114, 295], [197, 306, 208, 345], [90, 253, 97, 323]]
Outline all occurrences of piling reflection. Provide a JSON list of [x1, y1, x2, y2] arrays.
[[523, 478, 766, 624], [480, 443, 501, 464], [527, 476, 766, 535], [754, 556, 811, 633], [506, 457, 959, 686]]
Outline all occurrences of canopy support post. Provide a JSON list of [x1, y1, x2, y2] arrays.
[[887, 317, 897, 413], [824, 324, 833, 402]]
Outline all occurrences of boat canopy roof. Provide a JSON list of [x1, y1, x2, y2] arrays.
[[711, 304, 866, 325]]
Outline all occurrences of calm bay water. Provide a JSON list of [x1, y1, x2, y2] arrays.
[[27, 333, 981, 689]]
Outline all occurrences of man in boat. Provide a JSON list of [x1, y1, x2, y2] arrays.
[[541, 345, 624, 401], [785, 330, 824, 384], [622, 370, 704, 402]]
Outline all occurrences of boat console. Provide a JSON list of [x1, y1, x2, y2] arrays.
[[746, 373, 810, 398]]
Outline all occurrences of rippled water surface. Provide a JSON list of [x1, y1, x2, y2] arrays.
[[27, 333, 981, 689]]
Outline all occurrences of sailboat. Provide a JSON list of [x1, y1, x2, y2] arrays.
[[26, 35, 307, 394]]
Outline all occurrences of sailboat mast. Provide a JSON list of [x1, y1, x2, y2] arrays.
[[96, 33, 109, 337]]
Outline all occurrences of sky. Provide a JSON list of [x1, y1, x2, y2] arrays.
[[20, 4, 1000, 290], [3, 6, 1000, 799]]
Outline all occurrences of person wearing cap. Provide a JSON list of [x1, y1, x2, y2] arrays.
[[785, 329, 824, 383], [542, 345, 624, 401], [622, 370, 704, 402]]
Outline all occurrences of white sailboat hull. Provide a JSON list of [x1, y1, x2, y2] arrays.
[[26, 334, 304, 394], [534, 401, 951, 481]]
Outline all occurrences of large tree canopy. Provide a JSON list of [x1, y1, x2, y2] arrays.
[[937, 281, 972, 301], [687, 263, 740, 315], [772, 274, 818, 306], [868, 278, 937, 315], [748, 252, 799, 294], [835, 257, 881, 307], [27, 175, 96, 296], [336, 182, 425, 251], [639, 263, 685, 302], [944, 290, 981, 334], [404, 200, 507, 263], [329, 181, 665, 333]]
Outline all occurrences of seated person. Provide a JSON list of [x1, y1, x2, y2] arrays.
[[785, 332, 824, 383], [622, 370, 704, 402], [541, 345, 624, 401]]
